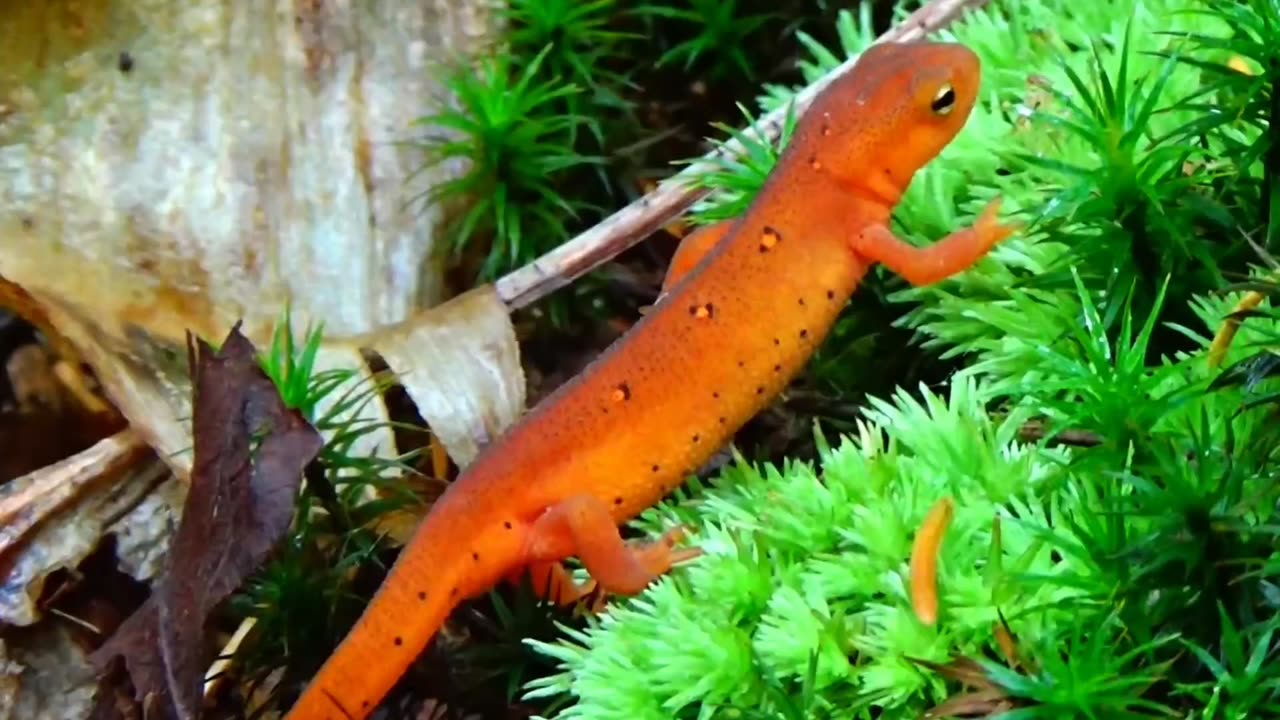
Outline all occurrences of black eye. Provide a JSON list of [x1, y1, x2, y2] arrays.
[[931, 84, 956, 115]]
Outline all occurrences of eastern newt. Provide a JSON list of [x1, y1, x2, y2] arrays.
[[285, 40, 1016, 720]]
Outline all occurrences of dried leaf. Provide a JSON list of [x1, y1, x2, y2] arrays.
[[362, 286, 525, 468], [90, 325, 323, 720], [925, 688, 1017, 718], [24, 283, 524, 557], [0, 623, 100, 720], [907, 656, 997, 689], [0, 431, 164, 626], [909, 655, 1022, 719]]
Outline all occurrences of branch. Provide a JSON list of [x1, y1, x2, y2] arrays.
[[494, 0, 993, 311], [1017, 420, 1104, 448]]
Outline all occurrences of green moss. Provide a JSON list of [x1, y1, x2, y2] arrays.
[[408, 47, 605, 283], [525, 283, 1280, 717], [641, 0, 779, 81], [524, 378, 1081, 718]]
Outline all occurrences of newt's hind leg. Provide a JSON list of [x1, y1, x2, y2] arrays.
[[526, 494, 701, 598], [521, 560, 597, 605]]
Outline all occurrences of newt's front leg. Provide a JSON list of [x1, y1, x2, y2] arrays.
[[853, 199, 1018, 285], [524, 494, 700, 601]]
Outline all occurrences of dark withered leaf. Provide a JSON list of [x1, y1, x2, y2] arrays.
[[909, 655, 1022, 719], [925, 689, 1018, 718], [90, 324, 323, 720]]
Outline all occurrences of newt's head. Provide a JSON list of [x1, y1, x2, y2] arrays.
[[794, 41, 982, 206]]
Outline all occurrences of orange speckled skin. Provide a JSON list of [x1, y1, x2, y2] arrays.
[[286, 41, 1012, 720]]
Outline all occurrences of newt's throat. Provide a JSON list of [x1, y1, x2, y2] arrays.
[[835, 166, 903, 209]]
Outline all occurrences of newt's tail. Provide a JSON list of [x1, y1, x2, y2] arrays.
[[283, 522, 467, 720]]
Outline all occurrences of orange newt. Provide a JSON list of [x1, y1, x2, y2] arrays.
[[285, 40, 1016, 719]]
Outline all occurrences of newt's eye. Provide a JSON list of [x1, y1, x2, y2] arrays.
[[930, 84, 956, 115]]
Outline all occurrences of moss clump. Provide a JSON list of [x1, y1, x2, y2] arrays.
[[526, 379, 1083, 718]]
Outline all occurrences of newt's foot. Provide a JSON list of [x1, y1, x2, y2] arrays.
[[577, 525, 702, 615], [521, 561, 599, 606], [972, 198, 1021, 251], [529, 495, 702, 600], [634, 525, 704, 577]]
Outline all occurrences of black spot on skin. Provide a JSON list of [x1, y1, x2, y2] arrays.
[[472, 551, 480, 561], [613, 382, 631, 401], [738, 360, 745, 368], [363, 700, 371, 708], [827, 290, 836, 300], [774, 364, 782, 372], [756, 386, 765, 395], [450, 587, 459, 597], [614, 496, 624, 505], [712, 391, 720, 399], [800, 329, 809, 339], [798, 297, 806, 306], [118, 51, 134, 73], [773, 338, 781, 346], [394, 637, 403, 646], [692, 434, 700, 443], [651, 464, 660, 473], [418, 591, 427, 600], [504, 521, 513, 530], [719, 417, 727, 424]]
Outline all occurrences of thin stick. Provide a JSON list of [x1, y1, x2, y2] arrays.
[[494, 0, 991, 311], [203, 617, 257, 700]]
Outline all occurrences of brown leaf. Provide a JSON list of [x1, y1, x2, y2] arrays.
[[925, 688, 1017, 718], [89, 324, 323, 720], [908, 655, 1023, 719], [906, 656, 996, 689]]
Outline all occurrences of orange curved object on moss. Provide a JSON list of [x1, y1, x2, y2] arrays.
[[285, 41, 1018, 720], [910, 496, 956, 626]]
